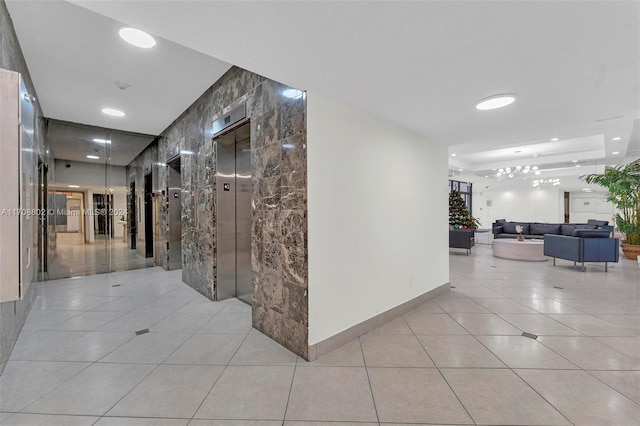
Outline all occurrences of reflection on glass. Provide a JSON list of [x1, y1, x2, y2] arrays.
[[43, 121, 156, 280]]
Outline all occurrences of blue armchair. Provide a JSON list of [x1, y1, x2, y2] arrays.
[[544, 231, 619, 271]]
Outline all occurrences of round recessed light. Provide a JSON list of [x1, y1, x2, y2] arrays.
[[612, 151, 620, 155], [451, 153, 457, 157], [475, 94, 516, 111], [575, 164, 581, 168], [119, 27, 156, 48], [571, 160, 578, 163], [551, 138, 559, 141], [282, 88, 304, 99], [612, 137, 622, 141], [102, 108, 125, 117], [86, 155, 100, 160], [93, 138, 111, 144], [458, 168, 463, 172]]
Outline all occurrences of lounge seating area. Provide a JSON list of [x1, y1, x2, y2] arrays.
[[486, 219, 620, 272], [492, 219, 612, 240]]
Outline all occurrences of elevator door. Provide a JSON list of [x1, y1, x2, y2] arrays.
[[215, 122, 252, 304], [167, 157, 182, 270]]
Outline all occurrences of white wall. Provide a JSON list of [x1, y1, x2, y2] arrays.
[[54, 159, 126, 187], [569, 191, 614, 224], [473, 187, 563, 225], [307, 92, 449, 345]]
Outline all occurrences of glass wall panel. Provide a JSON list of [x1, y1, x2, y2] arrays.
[[43, 121, 156, 280]]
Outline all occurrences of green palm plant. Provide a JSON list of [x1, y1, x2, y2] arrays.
[[580, 159, 640, 245]]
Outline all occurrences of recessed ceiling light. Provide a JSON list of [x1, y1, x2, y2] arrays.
[[68, 185, 80, 188], [612, 137, 621, 141], [86, 155, 100, 159], [582, 188, 592, 191], [93, 138, 111, 144], [119, 27, 156, 48], [282, 88, 304, 99], [551, 138, 559, 141], [610, 164, 616, 167], [451, 153, 457, 157], [475, 94, 516, 111], [458, 168, 463, 172], [102, 108, 125, 117], [575, 164, 581, 167], [571, 160, 578, 163], [612, 151, 620, 155]]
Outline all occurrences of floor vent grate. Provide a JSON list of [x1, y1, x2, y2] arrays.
[[522, 332, 538, 340], [135, 329, 150, 336]]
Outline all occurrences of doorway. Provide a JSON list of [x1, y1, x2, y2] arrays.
[[37, 160, 48, 275], [564, 191, 570, 223], [144, 173, 153, 258], [167, 157, 182, 270], [215, 121, 252, 304], [129, 182, 137, 250], [93, 194, 113, 239]]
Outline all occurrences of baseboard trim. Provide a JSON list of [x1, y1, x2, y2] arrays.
[[306, 282, 450, 361]]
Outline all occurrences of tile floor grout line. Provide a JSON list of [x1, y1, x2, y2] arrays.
[[280, 347, 300, 424], [3, 359, 94, 414], [582, 369, 640, 408], [510, 368, 577, 426], [413, 326, 478, 426], [187, 328, 254, 422], [358, 335, 381, 425]]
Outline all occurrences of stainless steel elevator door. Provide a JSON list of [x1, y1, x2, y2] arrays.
[[215, 122, 252, 304], [167, 158, 182, 270]]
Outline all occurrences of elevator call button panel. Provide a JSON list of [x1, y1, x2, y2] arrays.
[[223, 183, 231, 191]]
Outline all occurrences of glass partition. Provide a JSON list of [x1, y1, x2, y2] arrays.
[[43, 121, 156, 280]]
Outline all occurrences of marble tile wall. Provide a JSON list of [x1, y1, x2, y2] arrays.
[[128, 66, 309, 359], [0, 0, 53, 375]]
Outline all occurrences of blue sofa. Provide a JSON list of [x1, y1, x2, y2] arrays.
[[543, 230, 619, 271], [492, 219, 612, 240]]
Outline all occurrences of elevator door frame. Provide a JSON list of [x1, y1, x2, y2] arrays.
[[214, 120, 252, 305]]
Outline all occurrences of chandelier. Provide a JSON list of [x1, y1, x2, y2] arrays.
[[532, 178, 560, 187], [496, 165, 540, 178]]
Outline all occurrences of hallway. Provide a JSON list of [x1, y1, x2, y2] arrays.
[[1, 247, 639, 425], [46, 233, 155, 280]]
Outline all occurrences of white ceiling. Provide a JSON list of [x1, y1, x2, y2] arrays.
[[6, 1, 640, 178], [48, 120, 155, 166], [6, 0, 231, 135]]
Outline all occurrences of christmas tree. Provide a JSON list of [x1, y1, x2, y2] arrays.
[[449, 189, 480, 229]]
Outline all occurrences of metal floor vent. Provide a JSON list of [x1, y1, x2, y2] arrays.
[[112, 284, 121, 287], [522, 332, 538, 340], [135, 329, 149, 336], [553, 286, 563, 289], [451, 286, 456, 289]]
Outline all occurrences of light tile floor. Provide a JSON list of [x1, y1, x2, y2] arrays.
[[46, 233, 154, 280], [1, 246, 639, 425]]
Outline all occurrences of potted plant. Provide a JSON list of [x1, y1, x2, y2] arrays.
[[580, 159, 640, 260]]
